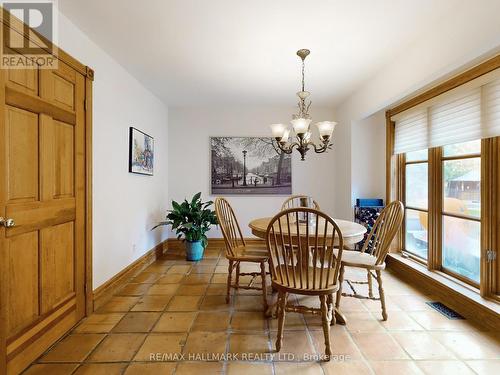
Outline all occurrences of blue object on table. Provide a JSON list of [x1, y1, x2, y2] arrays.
[[356, 198, 384, 207]]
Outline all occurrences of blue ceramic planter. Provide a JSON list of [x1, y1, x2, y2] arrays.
[[185, 240, 204, 261]]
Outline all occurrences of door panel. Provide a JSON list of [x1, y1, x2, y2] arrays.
[[5, 106, 39, 202], [6, 231, 38, 336], [40, 221, 75, 314], [53, 120, 74, 198]]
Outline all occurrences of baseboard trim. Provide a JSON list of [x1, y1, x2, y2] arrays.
[[387, 253, 500, 330], [92, 239, 167, 311]]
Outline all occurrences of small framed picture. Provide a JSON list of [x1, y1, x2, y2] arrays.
[[129, 127, 154, 175]]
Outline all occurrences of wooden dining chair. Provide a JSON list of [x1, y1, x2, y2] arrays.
[[335, 201, 404, 320], [214, 197, 269, 312], [266, 208, 344, 360], [281, 195, 320, 211]]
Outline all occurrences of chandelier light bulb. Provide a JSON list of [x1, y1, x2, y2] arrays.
[[270, 123, 286, 139], [316, 121, 337, 139]]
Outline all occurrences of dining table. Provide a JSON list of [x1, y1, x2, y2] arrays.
[[248, 216, 367, 325]]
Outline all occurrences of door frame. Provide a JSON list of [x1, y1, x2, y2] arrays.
[[0, 8, 94, 373]]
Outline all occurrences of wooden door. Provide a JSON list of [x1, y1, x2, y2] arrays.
[[0, 49, 89, 374]]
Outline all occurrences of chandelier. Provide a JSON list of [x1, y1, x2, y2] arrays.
[[270, 49, 336, 161]]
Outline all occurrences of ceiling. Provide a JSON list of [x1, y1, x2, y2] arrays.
[[59, 0, 462, 107]]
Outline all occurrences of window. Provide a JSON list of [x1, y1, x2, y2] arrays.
[[404, 150, 428, 260], [387, 60, 500, 298], [441, 140, 481, 284]]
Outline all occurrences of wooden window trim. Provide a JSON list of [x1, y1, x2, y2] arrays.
[[386, 54, 500, 300]]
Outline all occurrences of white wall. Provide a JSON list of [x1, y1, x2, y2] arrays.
[[335, 1, 500, 219], [168, 106, 337, 237], [351, 111, 386, 208], [58, 14, 169, 288]]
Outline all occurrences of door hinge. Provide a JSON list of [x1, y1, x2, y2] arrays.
[[486, 249, 497, 262]]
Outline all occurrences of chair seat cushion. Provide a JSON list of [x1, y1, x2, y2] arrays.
[[333, 249, 384, 269]]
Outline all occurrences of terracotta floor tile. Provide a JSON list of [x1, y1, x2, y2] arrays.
[[206, 284, 227, 295], [167, 296, 202, 311], [465, 360, 500, 374], [131, 295, 172, 311], [322, 360, 372, 375], [409, 311, 476, 331], [200, 295, 231, 311], [73, 313, 124, 333], [271, 330, 316, 361], [73, 363, 127, 375], [144, 264, 170, 273], [39, 334, 105, 362], [231, 311, 267, 331], [369, 360, 424, 375], [134, 333, 187, 361], [379, 311, 424, 331], [343, 312, 385, 333], [119, 283, 152, 296], [153, 312, 197, 332], [234, 295, 265, 312], [158, 274, 185, 284], [392, 332, 456, 360], [309, 329, 362, 360], [183, 331, 228, 356], [124, 362, 176, 375], [167, 265, 192, 274], [390, 294, 433, 311], [132, 272, 161, 283], [268, 312, 307, 331], [112, 312, 160, 333], [88, 333, 146, 362], [215, 265, 229, 273], [147, 284, 179, 295], [191, 265, 217, 274], [183, 274, 212, 284], [226, 362, 273, 374], [191, 311, 231, 331], [175, 361, 223, 374], [350, 332, 409, 360], [228, 333, 270, 356], [274, 362, 324, 375], [97, 296, 140, 312], [335, 297, 368, 312], [176, 284, 208, 295], [23, 364, 78, 375], [432, 331, 500, 359], [416, 360, 475, 375], [211, 274, 229, 284]]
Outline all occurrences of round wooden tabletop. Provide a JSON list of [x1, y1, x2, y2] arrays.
[[248, 217, 367, 245]]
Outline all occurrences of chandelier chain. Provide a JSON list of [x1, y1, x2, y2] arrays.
[[301, 59, 305, 92]]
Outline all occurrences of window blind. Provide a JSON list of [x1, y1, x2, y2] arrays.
[[393, 70, 500, 154]]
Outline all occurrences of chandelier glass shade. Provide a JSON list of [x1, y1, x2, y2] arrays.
[[270, 49, 337, 160]]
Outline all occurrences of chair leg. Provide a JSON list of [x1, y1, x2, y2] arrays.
[[335, 264, 345, 309], [226, 260, 233, 304], [367, 270, 374, 299], [260, 261, 268, 313], [275, 291, 287, 352], [327, 294, 335, 325], [320, 295, 332, 360], [235, 262, 241, 288], [376, 270, 388, 321]]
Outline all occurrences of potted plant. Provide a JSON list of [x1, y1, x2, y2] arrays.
[[153, 192, 218, 261]]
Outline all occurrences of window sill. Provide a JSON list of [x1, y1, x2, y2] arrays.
[[386, 253, 500, 330]]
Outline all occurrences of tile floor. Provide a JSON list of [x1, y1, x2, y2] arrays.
[[23, 248, 500, 374]]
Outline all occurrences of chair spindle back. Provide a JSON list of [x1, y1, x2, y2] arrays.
[[281, 195, 320, 211], [266, 208, 343, 291], [214, 197, 245, 258], [361, 200, 404, 265]]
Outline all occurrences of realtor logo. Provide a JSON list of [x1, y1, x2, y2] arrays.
[[1, 0, 58, 68]]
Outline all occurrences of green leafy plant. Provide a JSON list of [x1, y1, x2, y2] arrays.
[[153, 192, 217, 248]]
